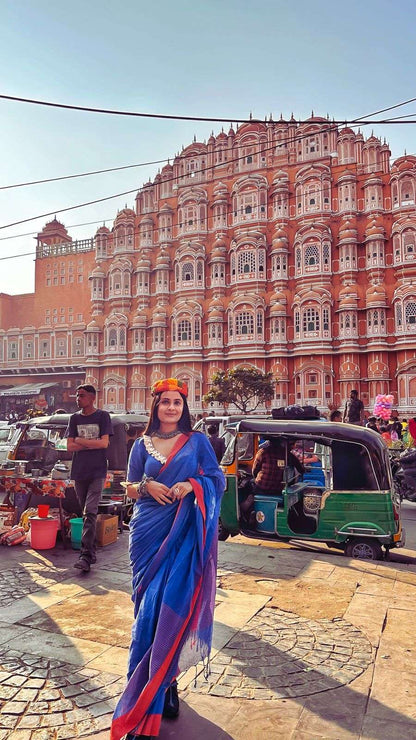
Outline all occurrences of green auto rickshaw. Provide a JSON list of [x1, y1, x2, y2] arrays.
[[218, 419, 405, 560]]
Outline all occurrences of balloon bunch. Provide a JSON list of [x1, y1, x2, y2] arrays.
[[373, 394, 394, 421]]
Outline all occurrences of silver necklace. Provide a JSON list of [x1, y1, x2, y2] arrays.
[[152, 429, 180, 439]]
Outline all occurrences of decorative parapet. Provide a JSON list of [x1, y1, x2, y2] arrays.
[[36, 238, 94, 258]]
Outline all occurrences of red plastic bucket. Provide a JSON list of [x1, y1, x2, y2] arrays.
[[37, 504, 50, 518], [30, 517, 58, 550]]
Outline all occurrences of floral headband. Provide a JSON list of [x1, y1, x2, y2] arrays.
[[151, 378, 188, 397]]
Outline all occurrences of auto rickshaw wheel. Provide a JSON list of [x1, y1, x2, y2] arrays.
[[344, 538, 383, 560], [218, 518, 230, 541]]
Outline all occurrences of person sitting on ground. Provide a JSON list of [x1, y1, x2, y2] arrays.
[[207, 424, 226, 463]]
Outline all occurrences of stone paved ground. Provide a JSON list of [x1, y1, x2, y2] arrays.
[[186, 608, 373, 699], [0, 649, 123, 739], [1, 535, 416, 738], [0, 565, 69, 609]]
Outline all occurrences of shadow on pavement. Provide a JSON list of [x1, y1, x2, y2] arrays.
[[202, 609, 416, 738], [159, 703, 233, 738]]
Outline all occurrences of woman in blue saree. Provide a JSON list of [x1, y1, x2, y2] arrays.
[[111, 378, 225, 740]]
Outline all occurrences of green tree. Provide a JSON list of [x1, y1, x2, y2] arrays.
[[203, 367, 275, 413]]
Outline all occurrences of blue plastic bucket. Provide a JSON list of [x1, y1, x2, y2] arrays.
[[69, 517, 83, 550]]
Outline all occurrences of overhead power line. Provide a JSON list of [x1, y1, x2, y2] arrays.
[[0, 157, 170, 191], [2, 92, 416, 125], [2, 95, 416, 233], [1, 95, 416, 196], [0, 111, 409, 232]]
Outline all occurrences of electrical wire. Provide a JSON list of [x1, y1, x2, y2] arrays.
[[3, 92, 416, 125], [0, 115, 395, 231], [1, 94, 416, 196], [1, 98, 416, 237], [0, 218, 115, 241], [0, 157, 170, 191]]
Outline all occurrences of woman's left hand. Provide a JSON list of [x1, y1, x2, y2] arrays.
[[169, 481, 193, 500]]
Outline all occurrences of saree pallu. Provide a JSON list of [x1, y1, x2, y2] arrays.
[[111, 433, 224, 739]]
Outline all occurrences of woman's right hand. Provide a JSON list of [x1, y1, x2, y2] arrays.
[[146, 480, 173, 505]]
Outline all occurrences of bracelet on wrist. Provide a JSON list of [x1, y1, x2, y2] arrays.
[[137, 475, 154, 498]]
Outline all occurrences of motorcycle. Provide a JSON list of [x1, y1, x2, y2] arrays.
[[390, 448, 416, 502]]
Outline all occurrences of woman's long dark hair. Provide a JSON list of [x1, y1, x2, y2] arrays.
[[144, 392, 193, 435]]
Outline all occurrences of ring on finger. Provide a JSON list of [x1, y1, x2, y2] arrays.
[[174, 487, 179, 494]]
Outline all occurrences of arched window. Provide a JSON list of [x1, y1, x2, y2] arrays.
[[133, 329, 146, 351], [137, 272, 149, 295], [271, 254, 287, 280], [295, 238, 331, 276], [305, 245, 319, 268], [366, 240, 385, 268], [405, 301, 416, 328], [340, 311, 358, 338], [233, 247, 266, 282], [72, 336, 84, 357], [106, 324, 127, 353], [303, 308, 320, 333], [367, 309, 386, 336], [127, 227, 134, 247], [178, 319, 191, 341], [182, 262, 194, 282], [208, 322, 223, 347], [238, 251, 256, 277], [399, 177, 415, 207], [270, 317, 286, 341], [211, 262, 225, 285], [236, 312, 254, 336]]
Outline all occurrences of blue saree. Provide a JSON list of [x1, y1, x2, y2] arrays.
[[111, 432, 225, 739]]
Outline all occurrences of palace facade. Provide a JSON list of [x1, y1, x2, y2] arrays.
[[2, 115, 416, 415]]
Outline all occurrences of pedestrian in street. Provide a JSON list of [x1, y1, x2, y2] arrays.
[[329, 409, 342, 422], [207, 423, 226, 462], [366, 416, 381, 433], [111, 378, 224, 740], [66, 385, 113, 573], [342, 389, 364, 425]]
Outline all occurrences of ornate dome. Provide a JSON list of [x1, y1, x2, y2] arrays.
[[136, 255, 151, 270], [338, 219, 357, 242], [156, 248, 170, 266], [90, 266, 105, 278], [86, 319, 100, 330], [95, 225, 110, 235], [365, 215, 385, 239], [114, 207, 135, 224], [366, 284, 387, 306], [269, 291, 287, 315], [338, 126, 355, 137], [209, 234, 227, 261]]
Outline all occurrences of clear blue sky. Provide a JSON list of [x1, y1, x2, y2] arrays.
[[1, 0, 416, 294]]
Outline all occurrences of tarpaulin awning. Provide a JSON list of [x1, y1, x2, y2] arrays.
[[0, 382, 59, 397]]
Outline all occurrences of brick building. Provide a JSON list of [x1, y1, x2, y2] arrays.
[[1, 116, 416, 415]]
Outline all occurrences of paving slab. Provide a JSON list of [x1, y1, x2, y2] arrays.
[[1, 532, 416, 738]]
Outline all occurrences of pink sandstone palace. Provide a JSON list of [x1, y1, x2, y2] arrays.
[[1, 116, 416, 415]]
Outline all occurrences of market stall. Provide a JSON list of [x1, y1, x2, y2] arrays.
[[0, 474, 72, 546]]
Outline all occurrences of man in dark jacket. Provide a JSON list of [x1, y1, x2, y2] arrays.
[[207, 424, 226, 463], [343, 390, 364, 425]]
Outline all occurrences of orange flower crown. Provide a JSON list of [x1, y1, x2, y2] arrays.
[[151, 378, 188, 397]]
